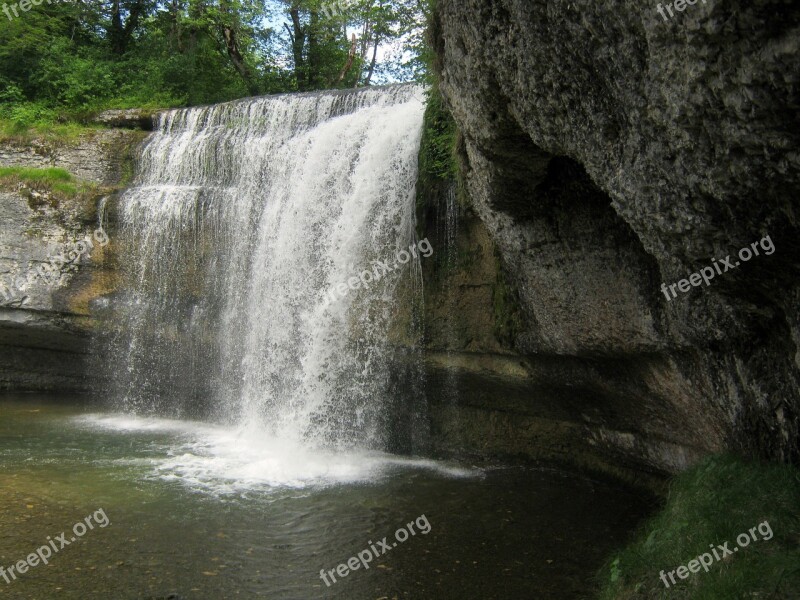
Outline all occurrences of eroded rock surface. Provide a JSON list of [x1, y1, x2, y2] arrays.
[[0, 129, 145, 185], [0, 130, 142, 391], [431, 0, 800, 471]]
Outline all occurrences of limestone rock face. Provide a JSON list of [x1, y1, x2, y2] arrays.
[[90, 109, 155, 131], [0, 129, 144, 185], [0, 188, 103, 391], [0, 129, 143, 391], [432, 0, 799, 469]]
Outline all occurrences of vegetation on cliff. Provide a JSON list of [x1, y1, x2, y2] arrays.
[[418, 85, 457, 183], [0, 166, 77, 193], [0, 167, 111, 224], [598, 454, 800, 599]]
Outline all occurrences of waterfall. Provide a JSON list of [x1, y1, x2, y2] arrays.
[[104, 84, 428, 457]]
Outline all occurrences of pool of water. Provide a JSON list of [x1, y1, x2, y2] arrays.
[[0, 395, 654, 599]]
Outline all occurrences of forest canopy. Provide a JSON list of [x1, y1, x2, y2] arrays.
[[0, 0, 431, 127]]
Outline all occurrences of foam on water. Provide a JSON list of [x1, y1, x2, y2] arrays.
[[75, 414, 474, 494]]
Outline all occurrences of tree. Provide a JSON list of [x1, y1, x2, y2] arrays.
[[281, 0, 352, 90], [0, 0, 429, 120], [274, 0, 427, 91], [108, 0, 152, 55]]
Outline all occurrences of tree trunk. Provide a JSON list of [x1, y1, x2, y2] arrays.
[[354, 17, 374, 87], [289, 6, 308, 90], [109, 0, 124, 54], [109, 0, 146, 55], [169, 0, 183, 52], [221, 25, 259, 96], [336, 33, 357, 84], [364, 36, 379, 86]]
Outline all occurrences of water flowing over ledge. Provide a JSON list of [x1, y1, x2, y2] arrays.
[[102, 84, 429, 469]]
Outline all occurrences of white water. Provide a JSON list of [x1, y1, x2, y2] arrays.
[[104, 85, 432, 488], [75, 414, 472, 495]]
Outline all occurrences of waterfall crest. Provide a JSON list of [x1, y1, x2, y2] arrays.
[[106, 84, 427, 454]]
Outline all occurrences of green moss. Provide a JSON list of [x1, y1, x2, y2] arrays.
[[416, 2, 475, 256], [108, 129, 150, 187], [417, 0, 473, 213], [492, 262, 522, 346], [597, 454, 800, 599], [418, 85, 458, 182], [415, 84, 470, 250], [417, 86, 458, 209]]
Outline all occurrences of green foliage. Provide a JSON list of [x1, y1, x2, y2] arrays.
[[0, 115, 100, 145], [0, 0, 430, 134], [611, 557, 622, 583], [417, 0, 456, 178], [0, 101, 57, 129], [416, 83, 459, 237], [0, 97, 105, 143], [33, 41, 120, 107], [0, 166, 84, 197], [492, 265, 522, 346], [598, 454, 800, 599], [418, 84, 457, 182]]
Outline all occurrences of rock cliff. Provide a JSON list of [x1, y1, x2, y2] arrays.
[[0, 125, 147, 391], [428, 0, 800, 473]]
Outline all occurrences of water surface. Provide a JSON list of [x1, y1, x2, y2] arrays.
[[0, 395, 654, 599]]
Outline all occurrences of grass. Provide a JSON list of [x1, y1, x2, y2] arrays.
[[597, 454, 800, 599], [0, 166, 113, 231], [0, 167, 110, 226], [0, 118, 102, 145], [0, 166, 86, 196], [0, 95, 179, 145]]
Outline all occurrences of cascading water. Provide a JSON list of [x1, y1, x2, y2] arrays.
[[99, 85, 435, 488]]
